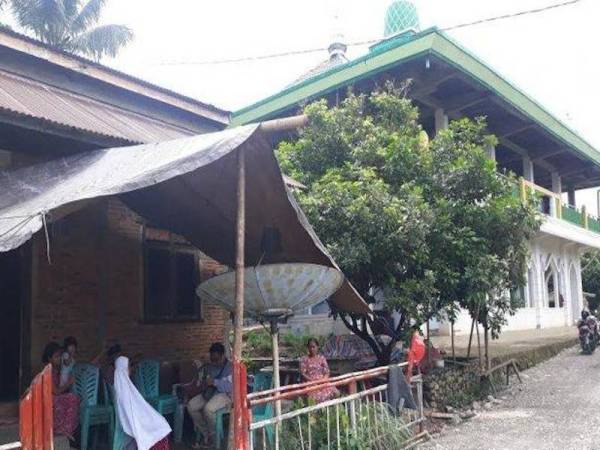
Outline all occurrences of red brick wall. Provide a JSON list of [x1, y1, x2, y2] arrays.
[[30, 198, 228, 373]]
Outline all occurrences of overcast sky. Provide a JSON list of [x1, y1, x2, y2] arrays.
[[8, 1, 600, 210]]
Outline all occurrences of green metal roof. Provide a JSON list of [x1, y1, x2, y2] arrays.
[[232, 27, 600, 168]]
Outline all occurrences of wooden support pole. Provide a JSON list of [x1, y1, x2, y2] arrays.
[[259, 115, 309, 134], [231, 147, 246, 450]]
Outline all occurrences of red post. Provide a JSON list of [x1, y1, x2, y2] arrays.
[[240, 363, 249, 450]]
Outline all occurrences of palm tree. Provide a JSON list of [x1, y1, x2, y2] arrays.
[[8, 0, 133, 60]]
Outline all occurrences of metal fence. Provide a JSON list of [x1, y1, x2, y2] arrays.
[[247, 363, 426, 450]]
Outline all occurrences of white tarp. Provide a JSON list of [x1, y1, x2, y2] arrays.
[[0, 124, 369, 314]]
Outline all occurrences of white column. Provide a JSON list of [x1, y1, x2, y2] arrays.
[[551, 172, 562, 217], [523, 156, 535, 182], [486, 145, 496, 161], [575, 255, 584, 314], [551, 172, 562, 194], [434, 108, 448, 134], [532, 245, 543, 329]]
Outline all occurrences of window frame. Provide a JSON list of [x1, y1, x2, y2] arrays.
[[142, 228, 203, 324]]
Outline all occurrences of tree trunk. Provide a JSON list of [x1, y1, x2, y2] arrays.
[[466, 317, 475, 359], [451, 321, 456, 363], [476, 320, 482, 370], [483, 318, 490, 371]]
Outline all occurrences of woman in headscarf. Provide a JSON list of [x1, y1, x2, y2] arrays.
[[113, 356, 172, 450]]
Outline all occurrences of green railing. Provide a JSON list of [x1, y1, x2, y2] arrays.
[[516, 177, 600, 235], [561, 205, 584, 226], [589, 216, 600, 233]]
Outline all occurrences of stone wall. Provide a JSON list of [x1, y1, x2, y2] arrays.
[[423, 360, 482, 410], [424, 337, 578, 410]]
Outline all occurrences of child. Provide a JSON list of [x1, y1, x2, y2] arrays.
[[60, 336, 78, 388]]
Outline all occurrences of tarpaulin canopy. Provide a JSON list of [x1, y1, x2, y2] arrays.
[[0, 124, 369, 315]]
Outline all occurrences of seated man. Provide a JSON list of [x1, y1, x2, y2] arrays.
[[185, 342, 232, 448]]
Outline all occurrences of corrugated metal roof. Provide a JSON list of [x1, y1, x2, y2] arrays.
[[0, 68, 197, 144], [0, 28, 229, 125]]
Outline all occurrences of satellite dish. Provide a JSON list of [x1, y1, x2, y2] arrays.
[[196, 263, 344, 321]]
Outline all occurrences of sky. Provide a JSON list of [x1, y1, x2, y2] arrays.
[[5, 0, 600, 210]]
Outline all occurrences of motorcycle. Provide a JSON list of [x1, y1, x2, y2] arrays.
[[578, 316, 599, 354]]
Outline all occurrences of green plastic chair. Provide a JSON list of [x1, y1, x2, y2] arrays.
[[72, 363, 114, 450], [251, 373, 274, 445], [105, 383, 131, 450], [195, 373, 273, 448], [133, 359, 183, 443]]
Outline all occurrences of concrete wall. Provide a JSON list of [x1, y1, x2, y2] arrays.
[[29, 198, 228, 375], [436, 234, 584, 336]]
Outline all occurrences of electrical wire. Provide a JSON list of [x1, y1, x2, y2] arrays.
[[152, 0, 583, 67]]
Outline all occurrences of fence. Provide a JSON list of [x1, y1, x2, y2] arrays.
[[17, 365, 53, 450], [247, 363, 425, 450]]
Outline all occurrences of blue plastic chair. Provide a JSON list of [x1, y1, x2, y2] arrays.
[[133, 360, 183, 443], [105, 384, 131, 450], [72, 363, 114, 450], [195, 372, 273, 448], [250, 372, 274, 445]]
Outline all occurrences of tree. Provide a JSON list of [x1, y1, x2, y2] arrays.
[[277, 83, 540, 365], [582, 251, 600, 314], [7, 0, 133, 60]]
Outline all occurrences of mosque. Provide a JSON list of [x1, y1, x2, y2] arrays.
[[233, 1, 600, 336]]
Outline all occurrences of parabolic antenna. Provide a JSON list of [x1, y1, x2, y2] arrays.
[[196, 263, 344, 320]]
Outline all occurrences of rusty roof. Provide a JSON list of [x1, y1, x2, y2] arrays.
[[0, 68, 199, 144], [0, 27, 230, 125]]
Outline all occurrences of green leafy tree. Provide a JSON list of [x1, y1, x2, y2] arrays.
[[277, 84, 540, 365], [582, 251, 600, 314], [7, 0, 133, 60]]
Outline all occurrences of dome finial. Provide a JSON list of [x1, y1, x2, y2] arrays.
[[384, 1, 420, 38]]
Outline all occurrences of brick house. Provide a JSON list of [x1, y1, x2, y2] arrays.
[[0, 27, 232, 403]]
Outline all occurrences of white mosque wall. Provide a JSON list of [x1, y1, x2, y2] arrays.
[[435, 234, 585, 336]]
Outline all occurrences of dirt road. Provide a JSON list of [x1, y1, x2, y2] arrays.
[[423, 346, 600, 450]]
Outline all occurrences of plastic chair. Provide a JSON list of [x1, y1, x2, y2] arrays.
[[252, 372, 273, 393], [72, 363, 114, 450], [105, 384, 131, 450], [133, 359, 183, 443], [213, 371, 274, 448], [250, 374, 274, 445]]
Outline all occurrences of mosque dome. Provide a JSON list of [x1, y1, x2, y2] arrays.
[[384, 1, 420, 37]]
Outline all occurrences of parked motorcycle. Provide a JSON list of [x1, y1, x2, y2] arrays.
[[578, 310, 599, 354]]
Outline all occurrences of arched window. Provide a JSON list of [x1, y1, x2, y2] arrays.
[[544, 260, 561, 308]]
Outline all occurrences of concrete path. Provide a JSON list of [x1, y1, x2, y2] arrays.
[[423, 345, 600, 450]]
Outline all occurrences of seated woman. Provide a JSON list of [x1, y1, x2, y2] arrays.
[[113, 356, 172, 450], [42, 342, 80, 439], [299, 338, 339, 404]]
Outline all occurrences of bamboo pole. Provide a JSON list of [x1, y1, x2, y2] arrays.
[[231, 147, 246, 450], [259, 114, 308, 133], [271, 321, 281, 450]]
